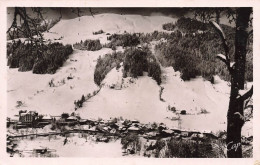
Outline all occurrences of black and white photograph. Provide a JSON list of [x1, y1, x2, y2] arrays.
[[0, 2, 258, 162]]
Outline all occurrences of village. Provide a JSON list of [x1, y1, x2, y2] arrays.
[[6, 110, 253, 157]]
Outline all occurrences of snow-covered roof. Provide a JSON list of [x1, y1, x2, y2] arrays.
[[128, 126, 140, 131], [162, 129, 174, 134], [79, 119, 87, 122], [202, 130, 213, 134], [131, 119, 140, 123], [82, 125, 90, 130], [67, 116, 78, 120], [146, 132, 157, 136], [42, 115, 52, 120]]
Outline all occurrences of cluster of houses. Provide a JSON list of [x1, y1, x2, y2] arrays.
[[7, 110, 253, 144]]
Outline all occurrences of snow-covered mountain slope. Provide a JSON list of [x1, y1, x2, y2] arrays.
[[7, 13, 252, 136], [7, 48, 113, 117], [43, 14, 177, 45]]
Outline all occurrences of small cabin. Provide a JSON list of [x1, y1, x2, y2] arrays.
[[115, 82, 122, 90], [181, 130, 191, 137], [41, 115, 52, 123], [161, 129, 174, 137], [180, 110, 186, 115], [191, 133, 204, 140], [171, 128, 181, 134], [128, 126, 140, 133], [66, 116, 78, 122], [79, 119, 87, 125], [202, 130, 217, 139], [110, 128, 117, 134], [145, 132, 157, 139]]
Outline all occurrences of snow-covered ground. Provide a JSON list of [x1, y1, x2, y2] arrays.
[[7, 13, 252, 138], [7, 48, 113, 117], [13, 135, 123, 157]]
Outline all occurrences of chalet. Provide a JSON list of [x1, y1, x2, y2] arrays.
[[41, 115, 52, 123], [66, 116, 78, 122], [115, 82, 122, 90], [81, 125, 90, 130], [181, 130, 191, 137], [160, 129, 174, 137], [118, 126, 126, 132], [109, 122, 120, 129], [158, 122, 167, 128], [97, 119, 105, 124], [7, 116, 19, 127], [119, 127, 128, 132], [191, 133, 204, 140], [128, 126, 139, 131], [128, 126, 142, 134], [51, 116, 61, 121], [72, 125, 82, 131], [88, 126, 97, 131], [189, 129, 201, 136], [19, 111, 38, 125], [202, 130, 217, 139], [76, 125, 97, 133], [85, 119, 96, 125], [171, 128, 181, 134], [131, 120, 140, 124], [102, 126, 110, 132], [36, 122, 50, 128], [79, 119, 87, 125], [144, 124, 156, 132], [158, 124, 167, 133], [110, 128, 117, 134], [144, 132, 157, 139], [170, 113, 180, 120]]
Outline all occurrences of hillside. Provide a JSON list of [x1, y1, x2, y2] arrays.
[[7, 13, 252, 137], [43, 14, 177, 45]]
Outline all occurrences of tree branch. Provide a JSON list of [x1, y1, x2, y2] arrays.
[[210, 21, 233, 72], [210, 21, 230, 59], [241, 85, 253, 101]]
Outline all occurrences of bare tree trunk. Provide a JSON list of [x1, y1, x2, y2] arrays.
[[226, 7, 252, 158]]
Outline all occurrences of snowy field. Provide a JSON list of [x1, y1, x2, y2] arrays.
[[12, 134, 123, 157]]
